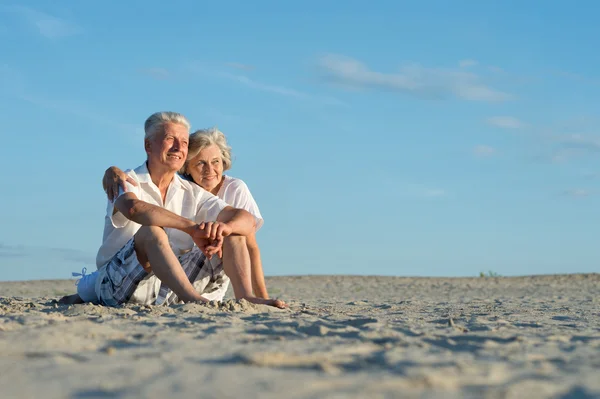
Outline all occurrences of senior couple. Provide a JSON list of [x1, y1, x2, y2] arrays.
[[60, 111, 287, 309]]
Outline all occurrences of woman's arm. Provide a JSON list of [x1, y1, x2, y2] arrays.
[[102, 166, 138, 202], [246, 232, 269, 299]]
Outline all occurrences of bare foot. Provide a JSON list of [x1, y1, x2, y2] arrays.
[[244, 297, 288, 309], [58, 294, 84, 305]]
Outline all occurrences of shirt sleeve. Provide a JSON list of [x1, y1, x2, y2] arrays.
[[194, 189, 229, 223], [106, 171, 140, 228], [226, 180, 264, 231]]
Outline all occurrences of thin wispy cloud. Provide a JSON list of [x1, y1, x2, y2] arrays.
[[228, 73, 308, 98], [186, 61, 345, 106], [562, 189, 591, 198], [551, 133, 600, 162], [550, 70, 600, 86], [424, 188, 447, 198], [396, 182, 449, 199], [2, 64, 140, 140], [473, 145, 495, 158], [317, 54, 512, 102], [487, 116, 526, 129], [18, 90, 135, 132], [559, 134, 600, 152], [4, 5, 81, 39], [514, 117, 600, 165], [0, 243, 94, 263], [459, 59, 478, 68], [582, 171, 600, 179], [227, 73, 345, 106], [139, 67, 170, 80], [0, 243, 28, 258], [488, 66, 505, 74], [225, 62, 255, 71]]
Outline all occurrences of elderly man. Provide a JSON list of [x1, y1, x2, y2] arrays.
[[61, 112, 286, 308]]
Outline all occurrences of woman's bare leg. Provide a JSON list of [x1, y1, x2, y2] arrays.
[[222, 235, 287, 309]]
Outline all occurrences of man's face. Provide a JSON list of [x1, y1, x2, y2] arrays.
[[146, 122, 189, 172]]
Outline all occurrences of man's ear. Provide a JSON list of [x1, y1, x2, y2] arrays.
[[144, 138, 151, 153]]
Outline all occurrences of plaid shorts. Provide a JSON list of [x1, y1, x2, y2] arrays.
[[96, 238, 226, 306]]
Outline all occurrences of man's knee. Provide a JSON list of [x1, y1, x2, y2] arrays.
[[135, 226, 167, 245], [134, 226, 168, 268]]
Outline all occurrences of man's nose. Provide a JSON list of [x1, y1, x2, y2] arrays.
[[171, 139, 182, 151]]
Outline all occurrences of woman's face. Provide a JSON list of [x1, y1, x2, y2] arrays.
[[187, 144, 224, 193]]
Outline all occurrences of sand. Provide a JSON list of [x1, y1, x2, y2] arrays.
[[0, 274, 599, 398]]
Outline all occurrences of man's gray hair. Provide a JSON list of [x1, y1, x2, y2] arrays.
[[181, 127, 233, 174], [144, 112, 191, 140]]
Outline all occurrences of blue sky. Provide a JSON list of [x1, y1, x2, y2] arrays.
[[1, 1, 599, 281]]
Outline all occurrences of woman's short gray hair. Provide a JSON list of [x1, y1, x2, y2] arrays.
[[144, 112, 191, 140], [181, 127, 233, 174]]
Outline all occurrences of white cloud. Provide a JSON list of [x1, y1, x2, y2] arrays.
[[559, 134, 600, 152], [582, 170, 600, 179], [424, 189, 447, 198], [473, 145, 495, 157], [0, 242, 94, 263], [230, 74, 308, 98], [225, 62, 255, 71], [396, 182, 448, 199], [487, 116, 526, 129], [550, 133, 600, 162], [217, 71, 345, 106], [459, 59, 478, 68], [317, 54, 512, 102], [488, 66, 505, 73], [139, 67, 170, 80], [185, 61, 345, 105], [2, 65, 138, 140], [552, 70, 600, 86], [5, 6, 81, 39], [562, 189, 591, 198]]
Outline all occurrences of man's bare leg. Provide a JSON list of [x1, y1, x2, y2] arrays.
[[222, 235, 287, 309], [134, 226, 207, 303]]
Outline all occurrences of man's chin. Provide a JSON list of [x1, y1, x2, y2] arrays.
[[164, 161, 185, 171]]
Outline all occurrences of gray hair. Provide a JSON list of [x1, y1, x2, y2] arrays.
[[181, 127, 233, 174], [144, 111, 191, 140]]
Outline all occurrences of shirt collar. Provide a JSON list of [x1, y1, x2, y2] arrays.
[[133, 162, 188, 191]]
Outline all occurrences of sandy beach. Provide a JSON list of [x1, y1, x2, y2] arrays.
[[0, 274, 599, 398]]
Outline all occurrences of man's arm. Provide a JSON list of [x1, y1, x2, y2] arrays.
[[246, 233, 269, 299], [115, 192, 196, 234], [215, 206, 256, 237], [115, 192, 222, 256]]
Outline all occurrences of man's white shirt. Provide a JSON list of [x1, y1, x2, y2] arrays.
[[96, 162, 228, 269]]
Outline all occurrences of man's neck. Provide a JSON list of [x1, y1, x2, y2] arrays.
[[146, 161, 176, 201]]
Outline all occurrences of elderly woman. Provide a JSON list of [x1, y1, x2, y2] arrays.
[[103, 128, 271, 302]]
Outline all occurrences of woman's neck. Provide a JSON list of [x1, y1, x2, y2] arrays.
[[210, 176, 225, 196]]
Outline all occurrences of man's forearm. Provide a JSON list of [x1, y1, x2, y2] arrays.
[[216, 207, 255, 236], [116, 195, 196, 234]]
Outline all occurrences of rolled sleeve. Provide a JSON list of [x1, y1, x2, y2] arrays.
[[107, 181, 139, 228], [228, 180, 264, 231], [195, 191, 229, 223]]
